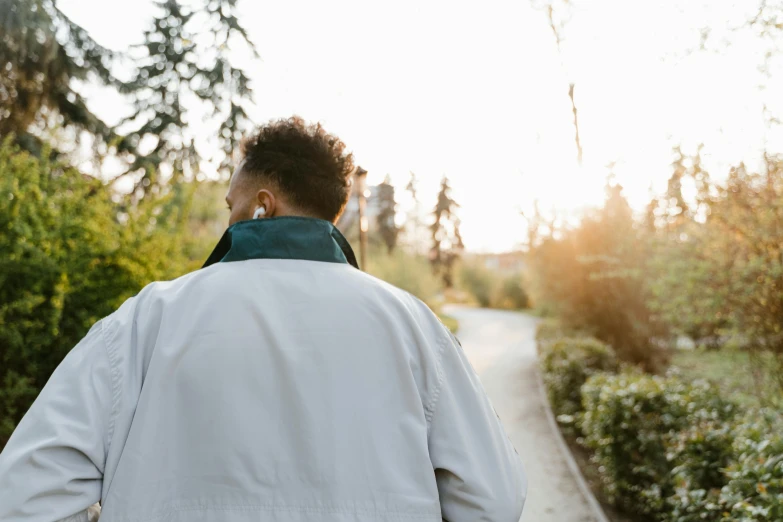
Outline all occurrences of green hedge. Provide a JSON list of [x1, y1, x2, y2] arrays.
[[540, 337, 618, 419], [537, 331, 782, 521], [0, 140, 194, 447], [581, 373, 737, 519]]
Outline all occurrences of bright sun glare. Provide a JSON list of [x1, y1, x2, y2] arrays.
[[58, 0, 783, 252]]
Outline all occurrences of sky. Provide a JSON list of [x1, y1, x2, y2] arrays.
[[59, 0, 782, 252]]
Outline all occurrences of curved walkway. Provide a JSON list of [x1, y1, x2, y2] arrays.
[[444, 306, 605, 522]]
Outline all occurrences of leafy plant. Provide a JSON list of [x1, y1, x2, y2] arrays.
[[540, 337, 617, 419], [0, 138, 192, 448], [650, 153, 783, 404], [580, 373, 736, 519], [527, 184, 670, 372]]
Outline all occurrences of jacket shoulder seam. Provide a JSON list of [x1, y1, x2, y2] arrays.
[[100, 317, 122, 461], [423, 330, 449, 429]]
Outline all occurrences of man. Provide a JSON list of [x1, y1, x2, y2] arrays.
[[0, 117, 526, 521]]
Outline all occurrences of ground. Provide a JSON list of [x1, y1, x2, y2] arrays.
[[445, 305, 603, 522]]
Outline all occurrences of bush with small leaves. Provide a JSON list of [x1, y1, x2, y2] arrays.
[[663, 419, 736, 522], [718, 412, 783, 522], [580, 373, 736, 519], [540, 337, 618, 420]]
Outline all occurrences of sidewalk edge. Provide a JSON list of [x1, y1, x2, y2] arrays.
[[532, 347, 611, 522]]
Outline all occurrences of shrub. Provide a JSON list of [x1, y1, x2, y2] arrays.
[[367, 247, 441, 308], [540, 337, 618, 419], [580, 373, 737, 519], [649, 156, 783, 396], [491, 273, 529, 310], [0, 139, 193, 448], [718, 412, 783, 522], [669, 411, 783, 522], [527, 184, 670, 372], [458, 261, 529, 310], [664, 419, 736, 522], [458, 261, 496, 307]]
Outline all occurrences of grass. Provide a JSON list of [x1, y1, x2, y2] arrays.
[[670, 348, 780, 408]]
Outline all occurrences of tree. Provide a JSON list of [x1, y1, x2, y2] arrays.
[[695, 1, 783, 127], [0, 137, 193, 448], [0, 0, 257, 187], [403, 172, 427, 255], [647, 146, 729, 349], [0, 0, 128, 154], [532, 0, 582, 166], [121, 0, 257, 188], [429, 177, 463, 288], [375, 176, 399, 254], [528, 182, 669, 371], [651, 154, 783, 401]]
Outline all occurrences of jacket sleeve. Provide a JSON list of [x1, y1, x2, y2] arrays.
[[427, 332, 527, 522], [0, 320, 113, 522]]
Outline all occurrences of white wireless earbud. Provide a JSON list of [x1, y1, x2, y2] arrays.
[[253, 206, 266, 219]]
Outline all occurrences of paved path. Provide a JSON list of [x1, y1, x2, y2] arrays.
[[444, 306, 601, 522]]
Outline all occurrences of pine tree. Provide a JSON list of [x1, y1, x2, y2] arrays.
[[643, 184, 658, 233], [404, 172, 425, 254], [121, 0, 257, 188], [1, 0, 257, 184], [0, 0, 127, 154], [376, 175, 399, 254], [429, 176, 463, 288], [663, 146, 690, 229]]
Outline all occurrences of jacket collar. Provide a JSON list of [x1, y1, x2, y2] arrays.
[[202, 216, 359, 269]]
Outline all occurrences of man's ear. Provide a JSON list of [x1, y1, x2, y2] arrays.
[[256, 189, 276, 218]]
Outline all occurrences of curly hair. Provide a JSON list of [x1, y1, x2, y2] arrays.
[[239, 116, 355, 222]]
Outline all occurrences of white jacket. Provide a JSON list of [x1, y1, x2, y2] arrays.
[[0, 217, 526, 522]]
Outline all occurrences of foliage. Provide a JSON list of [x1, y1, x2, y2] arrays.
[[493, 272, 529, 310], [580, 372, 737, 519], [180, 179, 231, 269], [646, 147, 728, 349], [367, 246, 441, 309], [402, 172, 428, 255], [537, 326, 783, 521], [661, 410, 783, 522], [375, 176, 399, 254], [121, 0, 257, 183], [429, 177, 463, 288], [0, 138, 191, 448], [718, 413, 783, 522], [0, 0, 126, 153], [650, 153, 783, 403], [1, 0, 256, 184], [458, 261, 529, 310], [540, 336, 617, 419], [527, 183, 669, 371], [664, 419, 736, 522], [458, 260, 495, 307]]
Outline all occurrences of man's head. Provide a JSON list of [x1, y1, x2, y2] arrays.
[[226, 116, 354, 226]]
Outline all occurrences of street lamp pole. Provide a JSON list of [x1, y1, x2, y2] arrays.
[[355, 166, 368, 271]]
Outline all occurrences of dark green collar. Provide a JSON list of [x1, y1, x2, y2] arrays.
[[202, 217, 359, 269]]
